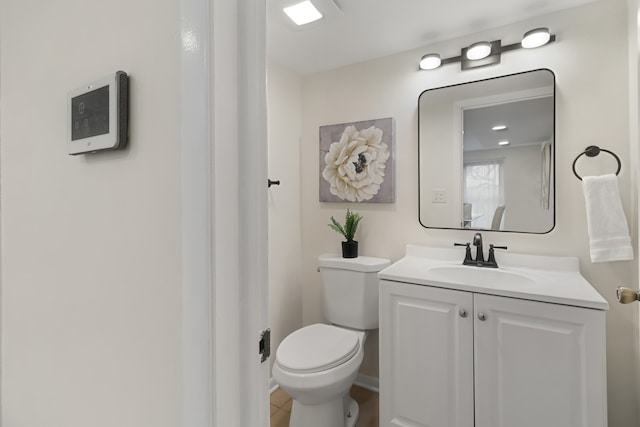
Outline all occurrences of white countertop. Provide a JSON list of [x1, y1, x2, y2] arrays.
[[378, 245, 608, 310]]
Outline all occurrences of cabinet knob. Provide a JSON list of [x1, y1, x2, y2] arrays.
[[459, 309, 468, 318], [478, 312, 487, 321]]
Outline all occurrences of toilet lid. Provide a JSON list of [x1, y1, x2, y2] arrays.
[[276, 324, 360, 374]]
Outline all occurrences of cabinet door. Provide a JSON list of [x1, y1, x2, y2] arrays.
[[474, 294, 607, 427], [379, 280, 474, 427]]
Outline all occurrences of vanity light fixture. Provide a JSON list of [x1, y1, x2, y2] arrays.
[[498, 140, 510, 146], [283, 0, 323, 26], [419, 27, 555, 71], [492, 124, 507, 131]]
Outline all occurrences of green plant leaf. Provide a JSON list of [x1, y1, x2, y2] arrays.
[[328, 209, 363, 242], [344, 209, 363, 241], [328, 216, 346, 238]]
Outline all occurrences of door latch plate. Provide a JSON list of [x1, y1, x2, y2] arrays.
[[259, 328, 271, 363]]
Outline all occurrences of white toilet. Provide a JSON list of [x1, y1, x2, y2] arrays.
[[273, 254, 391, 427]]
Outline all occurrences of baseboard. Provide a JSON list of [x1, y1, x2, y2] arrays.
[[269, 373, 379, 394], [354, 373, 379, 393], [269, 376, 279, 394]]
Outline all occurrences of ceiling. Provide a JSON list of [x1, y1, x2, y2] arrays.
[[463, 96, 554, 152], [267, 0, 599, 75]]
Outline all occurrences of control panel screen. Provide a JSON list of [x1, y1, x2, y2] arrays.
[[71, 86, 109, 141]]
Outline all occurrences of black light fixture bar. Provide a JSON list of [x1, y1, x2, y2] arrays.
[[419, 29, 556, 71]]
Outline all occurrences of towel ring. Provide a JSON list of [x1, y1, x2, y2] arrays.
[[572, 145, 621, 181]]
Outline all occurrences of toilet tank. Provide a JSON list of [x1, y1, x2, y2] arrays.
[[318, 254, 391, 330]]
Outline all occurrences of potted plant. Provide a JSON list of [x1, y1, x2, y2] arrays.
[[328, 209, 363, 258]]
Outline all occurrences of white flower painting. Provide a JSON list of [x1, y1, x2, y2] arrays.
[[320, 118, 395, 203]]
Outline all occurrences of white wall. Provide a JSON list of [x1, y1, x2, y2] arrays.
[[267, 63, 303, 375], [0, 0, 182, 425], [298, 1, 638, 425]]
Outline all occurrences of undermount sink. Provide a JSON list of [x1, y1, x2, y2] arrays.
[[425, 265, 536, 288]]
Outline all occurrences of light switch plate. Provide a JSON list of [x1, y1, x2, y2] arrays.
[[432, 189, 447, 203]]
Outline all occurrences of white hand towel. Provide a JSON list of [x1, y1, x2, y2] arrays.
[[582, 174, 633, 262]]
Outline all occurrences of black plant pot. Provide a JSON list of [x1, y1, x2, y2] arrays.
[[342, 241, 358, 258]]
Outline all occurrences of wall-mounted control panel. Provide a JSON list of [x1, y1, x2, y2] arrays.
[[67, 71, 128, 155]]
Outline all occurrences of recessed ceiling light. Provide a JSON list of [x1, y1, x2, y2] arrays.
[[492, 125, 507, 131], [498, 140, 510, 146], [283, 1, 323, 26]]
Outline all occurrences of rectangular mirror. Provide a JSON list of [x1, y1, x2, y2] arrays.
[[418, 69, 555, 233]]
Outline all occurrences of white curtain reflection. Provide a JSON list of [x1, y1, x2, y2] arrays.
[[463, 161, 504, 229]]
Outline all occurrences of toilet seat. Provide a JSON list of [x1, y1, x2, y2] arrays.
[[276, 324, 360, 374]]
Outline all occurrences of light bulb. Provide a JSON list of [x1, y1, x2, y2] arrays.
[[466, 42, 492, 60], [419, 53, 441, 70], [522, 28, 551, 49]]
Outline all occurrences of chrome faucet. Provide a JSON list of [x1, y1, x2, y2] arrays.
[[454, 233, 507, 268]]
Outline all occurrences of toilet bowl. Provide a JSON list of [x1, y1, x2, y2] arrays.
[[272, 324, 366, 427], [273, 254, 390, 427]]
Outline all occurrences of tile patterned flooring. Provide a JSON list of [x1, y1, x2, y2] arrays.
[[270, 385, 379, 427]]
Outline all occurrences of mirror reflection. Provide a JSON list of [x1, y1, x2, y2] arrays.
[[419, 69, 555, 233]]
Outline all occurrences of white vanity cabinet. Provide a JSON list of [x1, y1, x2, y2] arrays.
[[473, 293, 606, 427], [379, 280, 474, 426], [378, 246, 609, 427]]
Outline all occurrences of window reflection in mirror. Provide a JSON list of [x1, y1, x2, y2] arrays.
[[418, 69, 555, 234]]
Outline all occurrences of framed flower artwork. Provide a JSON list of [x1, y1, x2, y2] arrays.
[[319, 117, 395, 203]]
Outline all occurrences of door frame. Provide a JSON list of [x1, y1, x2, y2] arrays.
[[180, 0, 269, 426]]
